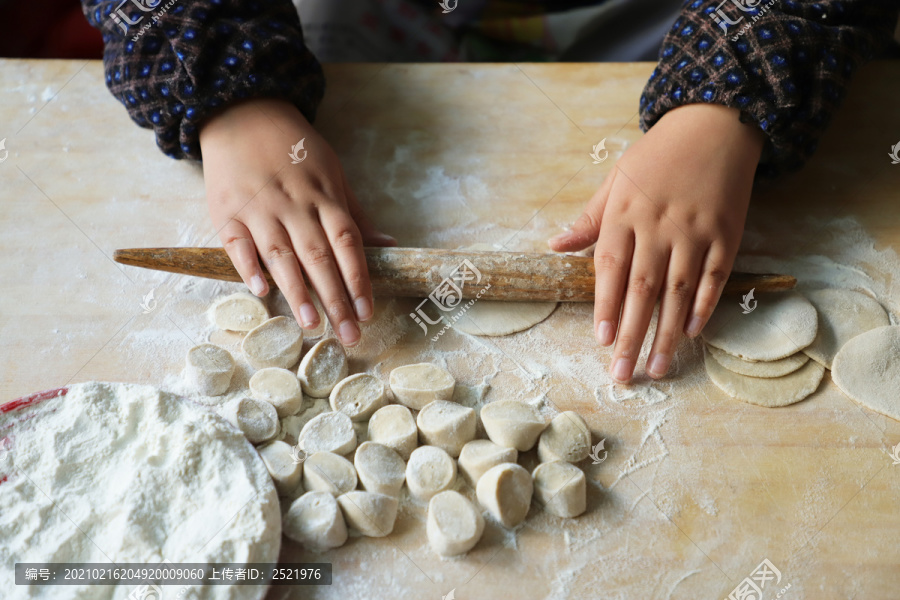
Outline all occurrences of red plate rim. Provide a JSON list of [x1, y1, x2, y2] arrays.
[[1, 386, 69, 414]]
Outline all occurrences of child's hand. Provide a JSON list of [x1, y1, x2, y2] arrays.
[[199, 98, 396, 346], [548, 104, 765, 382]]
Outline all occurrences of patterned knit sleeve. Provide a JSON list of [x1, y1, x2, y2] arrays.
[[81, 0, 325, 160], [639, 0, 899, 176]]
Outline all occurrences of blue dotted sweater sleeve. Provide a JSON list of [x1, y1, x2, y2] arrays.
[[640, 0, 899, 176], [81, 0, 325, 160]]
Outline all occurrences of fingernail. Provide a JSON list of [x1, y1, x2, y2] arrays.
[[354, 297, 372, 321], [338, 320, 360, 346], [647, 353, 670, 378], [596, 320, 614, 346], [611, 358, 633, 382], [249, 274, 266, 296], [299, 303, 319, 329], [548, 232, 568, 244], [686, 315, 704, 337]]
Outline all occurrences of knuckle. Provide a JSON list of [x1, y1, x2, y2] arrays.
[[595, 251, 623, 272], [301, 245, 333, 268], [666, 278, 695, 303], [222, 233, 251, 252], [330, 225, 361, 250], [343, 269, 366, 291], [614, 335, 640, 358], [705, 267, 731, 289], [628, 275, 657, 298], [324, 297, 350, 319], [263, 243, 296, 263]]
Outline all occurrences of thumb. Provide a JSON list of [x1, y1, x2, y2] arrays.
[[548, 167, 616, 252]]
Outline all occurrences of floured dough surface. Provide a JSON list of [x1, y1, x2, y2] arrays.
[[707, 344, 809, 378], [803, 288, 890, 369], [426, 490, 485, 556], [832, 325, 900, 421], [211, 292, 269, 332], [389, 363, 455, 410], [297, 411, 357, 456], [298, 338, 349, 398], [242, 316, 303, 370], [704, 348, 825, 407], [454, 243, 557, 336], [702, 291, 818, 361]]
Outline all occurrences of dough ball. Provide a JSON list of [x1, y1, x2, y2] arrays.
[[185, 343, 235, 396], [406, 445, 457, 502], [702, 291, 818, 361], [242, 316, 303, 370], [337, 491, 399, 537], [532, 461, 586, 518], [458, 440, 518, 486], [225, 397, 280, 444], [480, 400, 547, 451], [389, 363, 455, 410], [367, 404, 418, 460], [283, 491, 348, 551], [476, 463, 533, 528], [249, 367, 304, 417], [354, 442, 406, 497], [298, 411, 357, 456], [256, 440, 302, 496], [832, 325, 900, 420], [537, 411, 591, 463], [706, 344, 809, 378], [211, 292, 269, 332], [704, 347, 825, 407], [803, 289, 890, 369], [298, 338, 349, 398], [329, 373, 387, 421], [302, 451, 358, 496], [416, 400, 476, 458], [427, 490, 485, 556]]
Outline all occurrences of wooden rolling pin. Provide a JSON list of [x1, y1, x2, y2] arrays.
[[113, 247, 795, 302]]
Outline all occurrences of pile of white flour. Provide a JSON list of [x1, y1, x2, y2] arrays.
[[0, 382, 281, 600]]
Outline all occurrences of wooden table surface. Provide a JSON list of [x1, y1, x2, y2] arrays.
[[2, 59, 900, 600]]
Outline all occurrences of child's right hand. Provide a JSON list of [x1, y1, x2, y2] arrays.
[[199, 98, 396, 347]]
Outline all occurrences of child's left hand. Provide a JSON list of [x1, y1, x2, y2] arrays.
[[548, 104, 765, 383]]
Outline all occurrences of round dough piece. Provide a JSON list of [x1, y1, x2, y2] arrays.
[[211, 292, 269, 332], [249, 367, 304, 417], [416, 400, 476, 458], [702, 291, 818, 361], [297, 411, 357, 456], [329, 373, 387, 421], [427, 490, 485, 556], [303, 451, 358, 496], [337, 491, 399, 537], [480, 400, 547, 451], [242, 316, 304, 370], [406, 445, 457, 501], [225, 397, 280, 444], [298, 338, 349, 398], [283, 491, 348, 551], [368, 404, 419, 460], [704, 348, 825, 407], [832, 325, 900, 420], [458, 439, 518, 486], [354, 442, 406, 497], [537, 411, 591, 463], [389, 363, 455, 410], [532, 461, 586, 518], [706, 344, 809, 378], [257, 440, 303, 496], [185, 343, 235, 396], [476, 463, 533, 528], [803, 289, 890, 369]]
